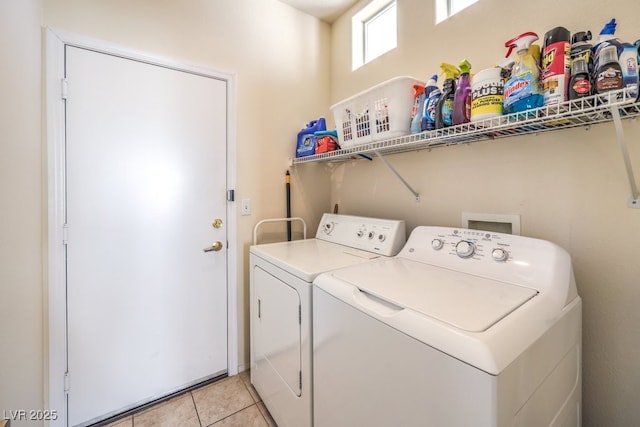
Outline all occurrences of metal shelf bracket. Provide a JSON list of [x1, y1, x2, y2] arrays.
[[373, 150, 420, 202], [610, 107, 640, 209]]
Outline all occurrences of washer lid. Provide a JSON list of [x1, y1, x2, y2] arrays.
[[330, 258, 538, 332]]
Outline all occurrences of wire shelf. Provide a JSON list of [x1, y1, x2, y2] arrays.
[[291, 89, 640, 165]]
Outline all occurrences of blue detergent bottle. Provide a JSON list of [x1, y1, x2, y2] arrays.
[[296, 117, 327, 157], [420, 75, 440, 131], [503, 32, 545, 115]]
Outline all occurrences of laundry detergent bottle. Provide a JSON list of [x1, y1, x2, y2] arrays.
[[503, 32, 544, 115], [453, 60, 472, 125], [435, 63, 460, 129]]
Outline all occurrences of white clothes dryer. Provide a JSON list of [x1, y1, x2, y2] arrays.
[[250, 213, 406, 427], [313, 226, 582, 427]]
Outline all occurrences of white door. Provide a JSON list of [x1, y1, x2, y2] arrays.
[[64, 45, 228, 426]]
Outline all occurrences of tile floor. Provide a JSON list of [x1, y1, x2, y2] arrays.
[[102, 371, 276, 427]]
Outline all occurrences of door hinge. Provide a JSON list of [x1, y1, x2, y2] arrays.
[[62, 224, 69, 245], [64, 371, 70, 394], [299, 370, 302, 390], [227, 189, 235, 202], [298, 305, 301, 324], [257, 299, 261, 319], [61, 78, 68, 100]]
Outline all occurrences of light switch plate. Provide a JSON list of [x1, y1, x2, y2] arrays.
[[241, 198, 251, 216]]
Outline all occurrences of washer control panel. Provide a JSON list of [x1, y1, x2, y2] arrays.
[[399, 225, 574, 295], [435, 229, 510, 262], [410, 228, 514, 265], [317, 213, 406, 257]]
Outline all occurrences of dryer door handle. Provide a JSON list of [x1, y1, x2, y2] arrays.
[[352, 287, 404, 317]]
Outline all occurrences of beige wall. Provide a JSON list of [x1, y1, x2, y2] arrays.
[[0, 0, 44, 424], [329, 0, 640, 425], [1, 0, 331, 423]]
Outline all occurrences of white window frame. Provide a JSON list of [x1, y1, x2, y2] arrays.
[[352, 0, 397, 70], [436, 0, 479, 24]]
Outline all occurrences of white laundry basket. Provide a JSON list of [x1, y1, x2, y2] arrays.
[[331, 76, 424, 149]]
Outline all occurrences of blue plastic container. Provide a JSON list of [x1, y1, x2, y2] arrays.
[[296, 117, 327, 157]]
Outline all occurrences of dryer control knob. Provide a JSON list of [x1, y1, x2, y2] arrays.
[[492, 248, 509, 262], [368, 231, 375, 240], [356, 230, 364, 238], [455, 240, 475, 258], [378, 233, 386, 242], [431, 238, 444, 250]]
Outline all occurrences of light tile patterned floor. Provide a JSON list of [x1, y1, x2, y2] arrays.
[[103, 371, 276, 427]]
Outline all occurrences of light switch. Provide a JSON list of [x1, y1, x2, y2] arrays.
[[241, 198, 251, 216]]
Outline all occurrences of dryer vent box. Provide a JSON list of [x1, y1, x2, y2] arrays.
[[462, 213, 520, 235]]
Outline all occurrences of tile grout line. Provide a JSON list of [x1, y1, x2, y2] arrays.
[[204, 403, 260, 427], [190, 391, 204, 427], [238, 374, 271, 426]]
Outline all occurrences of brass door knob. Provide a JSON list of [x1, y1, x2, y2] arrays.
[[212, 218, 223, 229], [203, 241, 223, 252]]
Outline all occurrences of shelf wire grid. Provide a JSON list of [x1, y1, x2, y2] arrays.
[[292, 89, 640, 164]]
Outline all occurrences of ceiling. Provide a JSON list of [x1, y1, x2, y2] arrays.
[[277, 0, 360, 22]]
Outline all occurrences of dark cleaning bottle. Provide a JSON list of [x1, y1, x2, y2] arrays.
[[571, 31, 593, 72], [569, 58, 592, 99], [595, 45, 623, 93], [435, 63, 460, 129]]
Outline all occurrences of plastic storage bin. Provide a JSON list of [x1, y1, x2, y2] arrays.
[[330, 76, 424, 149]]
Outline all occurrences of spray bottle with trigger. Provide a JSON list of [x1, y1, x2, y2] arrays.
[[503, 32, 544, 115], [410, 83, 426, 134], [453, 59, 472, 125], [435, 63, 460, 129]]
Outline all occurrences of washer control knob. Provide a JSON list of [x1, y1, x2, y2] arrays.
[[378, 233, 386, 242], [356, 230, 364, 238], [368, 231, 375, 240], [455, 240, 476, 258], [492, 248, 509, 262], [431, 238, 444, 250]]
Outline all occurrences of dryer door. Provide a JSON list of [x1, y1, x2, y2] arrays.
[[253, 266, 302, 396]]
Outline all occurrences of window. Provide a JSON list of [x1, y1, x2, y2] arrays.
[[436, 0, 479, 24], [352, 1, 397, 70]]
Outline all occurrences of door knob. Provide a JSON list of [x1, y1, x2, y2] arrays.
[[203, 241, 223, 252], [212, 218, 223, 229]]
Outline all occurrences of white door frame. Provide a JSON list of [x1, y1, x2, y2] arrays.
[[44, 28, 238, 426]]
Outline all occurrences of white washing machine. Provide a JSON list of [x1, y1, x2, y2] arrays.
[[250, 213, 406, 427], [313, 226, 582, 427]]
